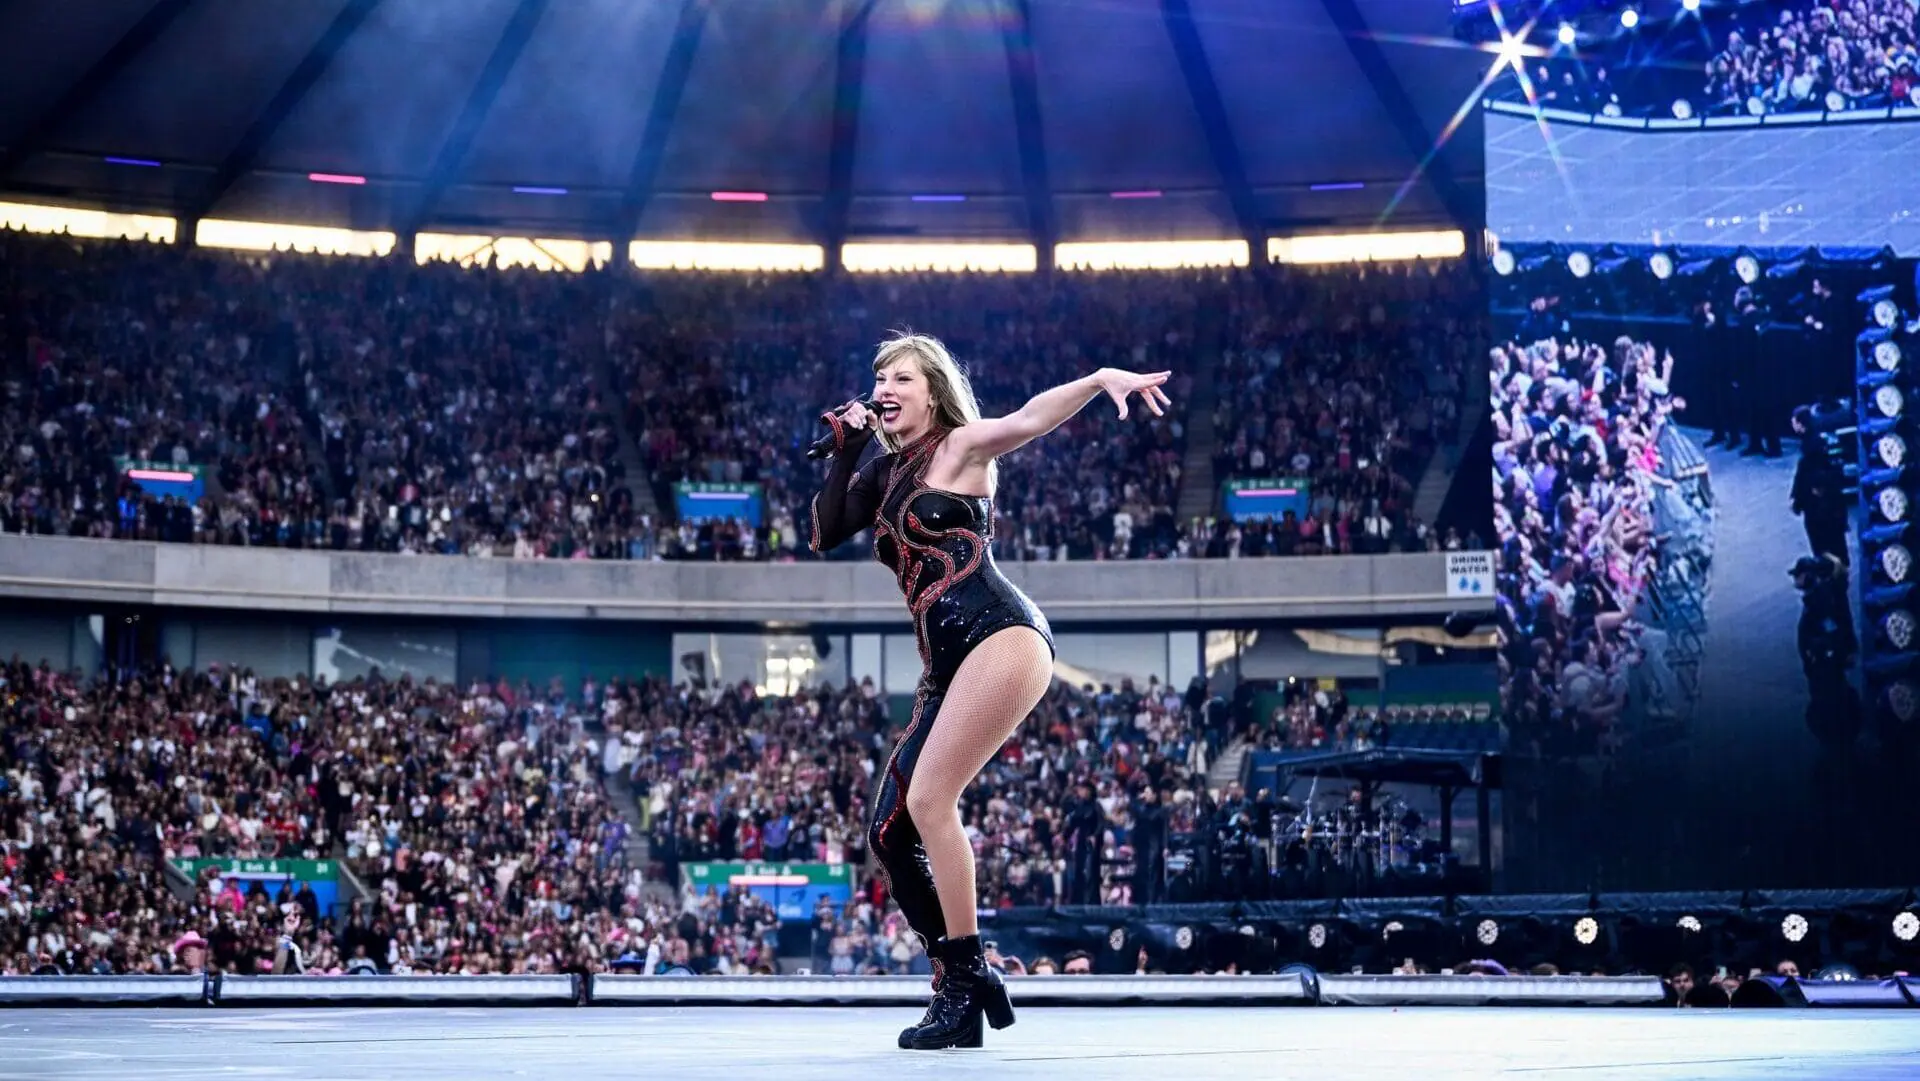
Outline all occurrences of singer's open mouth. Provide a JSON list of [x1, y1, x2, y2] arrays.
[[878, 404, 902, 421]]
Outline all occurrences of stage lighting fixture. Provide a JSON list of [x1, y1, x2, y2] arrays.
[[1881, 544, 1913, 583], [1876, 487, 1910, 523], [1557, 23, 1576, 45], [1877, 434, 1908, 469], [1493, 249, 1516, 276], [1875, 384, 1905, 419], [1677, 915, 1703, 933], [1876, 339, 1903, 371], [1574, 917, 1600, 946], [1476, 919, 1500, 946], [1308, 923, 1328, 949], [1895, 912, 1920, 941], [1747, 95, 1767, 117], [1782, 914, 1810, 942], [1885, 611, 1916, 651], [1735, 254, 1761, 284], [1620, 8, 1639, 29], [1879, 544, 1915, 583], [1381, 921, 1405, 941], [1891, 680, 1919, 722], [1875, 298, 1900, 328], [1671, 99, 1694, 120], [1649, 252, 1675, 279], [1682, 0, 1700, 10], [1567, 251, 1593, 278], [1827, 90, 1847, 112]]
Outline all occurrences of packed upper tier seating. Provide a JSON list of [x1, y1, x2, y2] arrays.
[[2, 230, 1474, 562]]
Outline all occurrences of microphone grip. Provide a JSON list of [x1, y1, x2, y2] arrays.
[[807, 398, 881, 460]]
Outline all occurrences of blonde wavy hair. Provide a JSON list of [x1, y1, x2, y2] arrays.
[[870, 331, 982, 453]]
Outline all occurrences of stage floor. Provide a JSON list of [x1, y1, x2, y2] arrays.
[[1, 1006, 1915, 1080]]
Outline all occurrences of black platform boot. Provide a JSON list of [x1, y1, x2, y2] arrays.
[[901, 934, 1015, 1050], [897, 938, 952, 1049]]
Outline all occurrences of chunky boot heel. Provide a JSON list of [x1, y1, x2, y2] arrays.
[[982, 979, 1016, 1030], [902, 935, 1005, 1050]]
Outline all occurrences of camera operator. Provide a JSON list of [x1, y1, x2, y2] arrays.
[[1063, 780, 1103, 905], [1792, 555, 1861, 746], [1790, 405, 1849, 565]]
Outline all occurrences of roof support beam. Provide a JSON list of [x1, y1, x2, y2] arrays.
[[401, 0, 550, 241], [1316, 0, 1478, 232], [183, 0, 385, 232], [822, 0, 880, 262], [1159, 0, 1263, 258], [999, 0, 1055, 257], [612, 0, 710, 244], [0, 0, 196, 178]]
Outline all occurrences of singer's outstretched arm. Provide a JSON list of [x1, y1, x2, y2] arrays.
[[810, 439, 885, 553], [948, 368, 1172, 467]]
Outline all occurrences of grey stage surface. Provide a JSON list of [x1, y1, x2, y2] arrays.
[[2, 1007, 1917, 1081]]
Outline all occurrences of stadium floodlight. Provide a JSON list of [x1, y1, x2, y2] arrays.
[[1649, 251, 1675, 279], [1878, 434, 1908, 469], [1875, 299, 1901, 328], [1493, 248, 1516, 276], [1574, 917, 1600, 946], [1895, 911, 1920, 942], [1672, 99, 1694, 120], [1782, 914, 1810, 942], [1884, 610, 1916, 651], [1557, 23, 1576, 45], [1735, 253, 1761, 284], [1567, 251, 1593, 278], [1476, 919, 1500, 946], [1876, 339, 1903, 371], [1876, 384, 1905, 419], [1881, 544, 1913, 583], [1879, 487, 1910, 523], [1620, 8, 1639, 29]]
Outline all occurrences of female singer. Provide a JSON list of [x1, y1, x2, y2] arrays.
[[811, 332, 1171, 1049]]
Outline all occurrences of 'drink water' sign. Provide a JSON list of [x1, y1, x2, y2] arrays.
[[1445, 551, 1495, 598]]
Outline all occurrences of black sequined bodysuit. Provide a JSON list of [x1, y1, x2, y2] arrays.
[[811, 417, 1053, 956]]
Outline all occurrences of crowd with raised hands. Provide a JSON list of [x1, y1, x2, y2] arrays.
[[1706, 0, 1920, 113], [1207, 260, 1479, 558], [1491, 328, 1675, 757]]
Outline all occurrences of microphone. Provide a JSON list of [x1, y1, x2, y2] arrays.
[[807, 398, 882, 459]]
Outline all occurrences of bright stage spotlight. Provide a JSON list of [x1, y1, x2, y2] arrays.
[[1493, 248, 1516, 276], [1874, 384, 1905, 420], [1827, 90, 1847, 112], [1476, 919, 1500, 946], [1734, 253, 1761, 284], [1682, 0, 1700, 10], [1895, 911, 1920, 942], [1649, 251, 1675, 279], [1876, 487, 1910, 523], [1876, 338, 1903, 371], [1557, 23, 1576, 45], [1677, 915, 1703, 933], [1672, 99, 1694, 120], [1875, 298, 1901, 329], [1876, 433, 1908, 469], [1574, 917, 1600, 946], [1567, 251, 1593, 278], [1880, 545, 1913, 584], [1782, 914, 1810, 943], [1620, 8, 1639, 29]]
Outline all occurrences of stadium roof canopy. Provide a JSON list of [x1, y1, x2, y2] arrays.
[[0, 0, 1485, 245]]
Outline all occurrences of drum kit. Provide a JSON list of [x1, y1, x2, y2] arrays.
[[1272, 792, 1431, 886]]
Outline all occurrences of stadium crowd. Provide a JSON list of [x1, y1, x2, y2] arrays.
[[3, 230, 1475, 563], [1491, 328, 1674, 758], [1706, 0, 1920, 113]]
